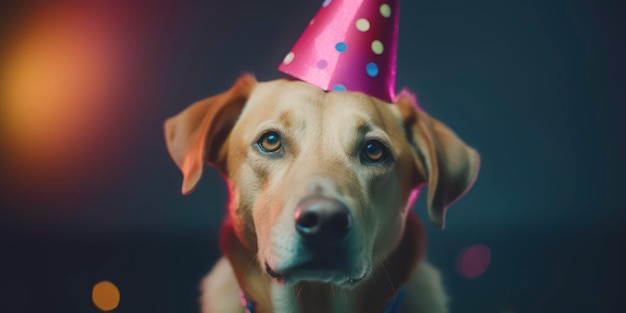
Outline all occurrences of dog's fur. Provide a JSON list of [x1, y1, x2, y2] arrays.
[[164, 75, 480, 313]]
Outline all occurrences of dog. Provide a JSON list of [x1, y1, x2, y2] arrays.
[[164, 74, 480, 313]]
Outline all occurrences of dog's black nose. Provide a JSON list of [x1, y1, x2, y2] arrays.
[[294, 197, 352, 243]]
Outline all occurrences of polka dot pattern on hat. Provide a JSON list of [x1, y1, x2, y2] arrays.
[[380, 4, 392, 18], [355, 18, 370, 32], [335, 42, 347, 52], [278, 0, 400, 102], [283, 52, 295, 65], [366, 63, 379, 77], [371, 40, 384, 55], [333, 84, 347, 91]]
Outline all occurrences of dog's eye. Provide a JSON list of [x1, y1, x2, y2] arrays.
[[258, 131, 282, 153], [362, 140, 387, 163]]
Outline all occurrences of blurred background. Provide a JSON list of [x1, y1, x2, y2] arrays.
[[0, 0, 624, 312]]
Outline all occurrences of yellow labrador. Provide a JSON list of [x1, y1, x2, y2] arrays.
[[164, 74, 480, 313]]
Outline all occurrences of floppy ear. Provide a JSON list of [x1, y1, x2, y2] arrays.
[[396, 91, 480, 229], [164, 74, 256, 195]]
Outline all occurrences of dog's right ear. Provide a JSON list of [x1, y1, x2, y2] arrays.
[[164, 74, 256, 195]]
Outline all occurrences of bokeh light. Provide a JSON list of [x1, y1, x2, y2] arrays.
[[456, 244, 491, 279], [0, 2, 144, 213], [92, 280, 120, 311]]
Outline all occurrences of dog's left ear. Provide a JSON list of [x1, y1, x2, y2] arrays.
[[164, 74, 257, 195], [396, 91, 480, 229]]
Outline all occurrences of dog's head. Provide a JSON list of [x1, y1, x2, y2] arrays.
[[165, 75, 479, 288]]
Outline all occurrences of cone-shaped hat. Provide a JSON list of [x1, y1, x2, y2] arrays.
[[278, 0, 400, 103]]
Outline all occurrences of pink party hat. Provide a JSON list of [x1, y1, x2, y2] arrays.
[[278, 0, 400, 103]]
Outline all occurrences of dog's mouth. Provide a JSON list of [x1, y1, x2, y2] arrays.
[[341, 271, 368, 286], [265, 262, 285, 283], [264, 261, 368, 287]]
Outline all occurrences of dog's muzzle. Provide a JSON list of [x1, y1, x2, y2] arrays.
[[265, 197, 365, 286]]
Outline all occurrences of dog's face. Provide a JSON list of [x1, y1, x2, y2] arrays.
[[225, 79, 419, 287], [165, 75, 479, 288]]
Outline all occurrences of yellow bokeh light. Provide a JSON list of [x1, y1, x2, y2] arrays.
[[92, 281, 120, 311]]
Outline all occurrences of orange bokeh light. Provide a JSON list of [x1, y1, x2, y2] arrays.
[[92, 280, 120, 311], [1, 5, 120, 160], [0, 3, 138, 205]]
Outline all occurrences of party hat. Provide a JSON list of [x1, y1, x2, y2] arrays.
[[278, 0, 400, 103]]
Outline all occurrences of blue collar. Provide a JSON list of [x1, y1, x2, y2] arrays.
[[240, 288, 406, 313], [382, 288, 406, 313]]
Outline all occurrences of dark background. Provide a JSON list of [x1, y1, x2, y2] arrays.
[[1, 0, 624, 312]]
